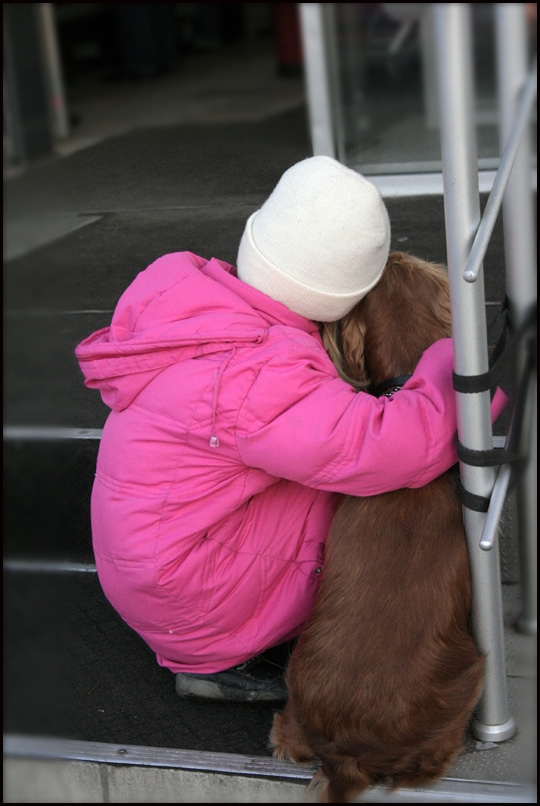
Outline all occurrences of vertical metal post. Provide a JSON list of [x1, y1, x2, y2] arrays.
[[37, 3, 69, 141], [298, 3, 337, 158], [323, 4, 347, 164], [432, 4, 515, 742], [495, 4, 537, 638], [420, 9, 439, 129], [3, 3, 54, 161]]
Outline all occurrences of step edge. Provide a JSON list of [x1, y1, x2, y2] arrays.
[[3, 734, 536, 802]]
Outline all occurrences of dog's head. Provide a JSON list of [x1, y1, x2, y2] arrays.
[[321, 252, 452, 391]]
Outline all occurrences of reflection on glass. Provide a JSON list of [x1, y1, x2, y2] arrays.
[[327, 3, 537, 175]]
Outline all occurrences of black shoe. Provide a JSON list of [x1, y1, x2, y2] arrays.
[[175, 652, 289, 702]]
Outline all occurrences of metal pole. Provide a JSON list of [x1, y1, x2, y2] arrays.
[[420, 8, 439, 129], [298, 3, 337, 158], [37, 3, 69, 141], [432, 3, 515, 742], [495, 4, 537, 637], [3, 4, 54, 160], [322, 4, 347, 164]]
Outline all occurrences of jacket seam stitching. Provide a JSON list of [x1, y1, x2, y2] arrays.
[[234, 340, 336, 440], [323, 391, 370, 484], [412, 395, 435, 487], [150, 376, 214, 566], [301, 381, 363, 486]]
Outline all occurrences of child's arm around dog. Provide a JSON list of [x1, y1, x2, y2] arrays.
[[236, 332, 505, 496]]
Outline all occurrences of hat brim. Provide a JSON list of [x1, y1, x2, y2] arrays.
[[237, 213, 386, 323]]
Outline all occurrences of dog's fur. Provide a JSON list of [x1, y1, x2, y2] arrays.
[[270, 252, 485, 803]]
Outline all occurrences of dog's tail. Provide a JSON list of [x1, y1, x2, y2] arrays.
[[310, 750, 373, 803], [314, 745, 455, 803]]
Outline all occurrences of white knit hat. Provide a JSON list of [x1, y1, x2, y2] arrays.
[[237, 156, 391, 322]]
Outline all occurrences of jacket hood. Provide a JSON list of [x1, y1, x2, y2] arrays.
[[76, 252, 317, 411]]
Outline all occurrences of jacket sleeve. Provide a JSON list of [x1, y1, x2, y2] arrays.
[[236, 338, 507, 496]]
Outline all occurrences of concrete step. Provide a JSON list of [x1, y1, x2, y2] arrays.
[[3, 437, 97, 563], [3, 194, 510, 315], [3, 109, 312, 219]]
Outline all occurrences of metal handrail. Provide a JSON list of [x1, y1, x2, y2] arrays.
[[464, 57, 537, 283]]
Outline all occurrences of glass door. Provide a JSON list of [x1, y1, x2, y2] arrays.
[[301, 3, 537, 177]]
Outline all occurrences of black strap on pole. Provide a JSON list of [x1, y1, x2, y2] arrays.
[[453, 298, 536, 395], [453, 472, 491, 513], [453, 298, 536, 510]]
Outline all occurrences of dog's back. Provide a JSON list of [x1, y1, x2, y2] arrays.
[[271, 253, 484, 802]]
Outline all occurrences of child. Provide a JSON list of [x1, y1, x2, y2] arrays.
[[76, 156, 499, 702]]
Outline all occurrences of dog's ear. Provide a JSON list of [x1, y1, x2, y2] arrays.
[[424, 263, 452, 339], [340, 304, 368, 386], [387, 252, 452, 339]]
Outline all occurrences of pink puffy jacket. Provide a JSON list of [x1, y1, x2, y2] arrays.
[[76, 252, 499, 674]]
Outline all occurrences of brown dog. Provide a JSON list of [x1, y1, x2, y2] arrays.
[[270, 252, 485, 802]]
